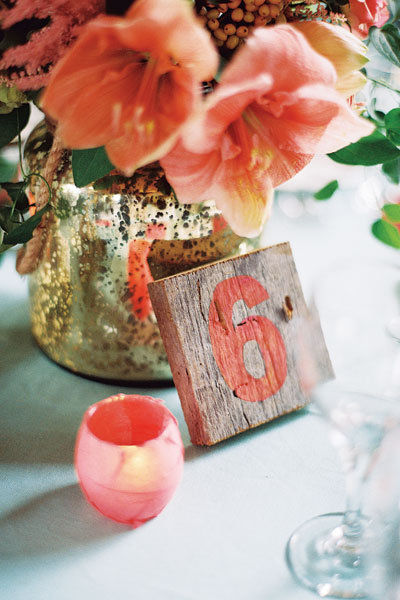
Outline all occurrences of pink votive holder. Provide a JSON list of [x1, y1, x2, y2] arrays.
[[75, 394, 184, 527]]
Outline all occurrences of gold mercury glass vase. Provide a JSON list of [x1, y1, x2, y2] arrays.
[[25, 121, 260, 382]]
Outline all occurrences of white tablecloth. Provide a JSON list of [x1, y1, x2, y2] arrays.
[[0, 172, 394, 600]]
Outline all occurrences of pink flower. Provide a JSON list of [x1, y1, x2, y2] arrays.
[[161, 26, 374, 237], [346, 0, 389, 37], [0, 189, 12, 206], [41, 0, 218, 175], [0, 0, 105, 90]]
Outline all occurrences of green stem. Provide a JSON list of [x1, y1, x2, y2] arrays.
[[16, 110, 53, 208], [26, 172, 52, 206], [9, 186, 24, 220], [16, 110, 27, 179], [368, 77, 400, 94]]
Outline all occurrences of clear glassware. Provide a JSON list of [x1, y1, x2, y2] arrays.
[[363, 424, 400, 600], [285, 259, 400, 598]]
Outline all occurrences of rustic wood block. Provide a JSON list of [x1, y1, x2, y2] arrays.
[[148, 242, 332, 445]]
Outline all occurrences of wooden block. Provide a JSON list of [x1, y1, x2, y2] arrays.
[[148, 242, 332, 445]]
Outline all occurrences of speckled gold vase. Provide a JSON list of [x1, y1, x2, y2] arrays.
[[25, 122, 259, 382]]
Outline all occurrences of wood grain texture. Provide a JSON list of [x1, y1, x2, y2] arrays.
[[148, 242, 333, 445]]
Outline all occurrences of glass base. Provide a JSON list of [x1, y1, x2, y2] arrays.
[[35, 338, 175, 387], [286, 512, 370, 598]]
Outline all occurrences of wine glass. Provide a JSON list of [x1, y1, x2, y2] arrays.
[[363, 423, 400, 600], [285, 259, 400, 598]]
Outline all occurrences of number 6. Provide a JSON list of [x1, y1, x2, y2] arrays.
[[208, 276, 287, 402]]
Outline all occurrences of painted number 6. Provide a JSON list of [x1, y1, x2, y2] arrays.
[[208, 275, 287, 402]]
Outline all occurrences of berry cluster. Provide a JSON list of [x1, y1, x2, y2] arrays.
[[195, 0, 287, 57]]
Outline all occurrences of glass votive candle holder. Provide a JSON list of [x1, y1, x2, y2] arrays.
[[75, 393, 184, 527]]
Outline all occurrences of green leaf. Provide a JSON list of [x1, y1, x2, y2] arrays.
[[0, 155, 18, 182], [0, 206, 18, 234], [388, 0, 400, 25], [371, 218, 400, 249], [382, 157, 400, 184], [93, 174, 125, 190], [328, 130, 400, 166], [314, 180, 339, 201], [25, 89, 43, 106], [0, 104, 30, 148], [385, 108, 400, 145], [2, 203, 50, 246], [1, 181, 29, 211], [72, 147, 114, 188], [383, 204, 400, 223], [370, 24, 400, 69]]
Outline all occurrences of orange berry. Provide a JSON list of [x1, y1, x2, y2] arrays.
[[258, 4, 270, 16], [231, 7, 244, 20], [219, 3, 228, 11], [224, 23, 237, 34], [208, 8, 220, 18], [254, 14, 268, 25], [226, 34, 240, 49], [227, 0, 241, 7], [244, 11, 255, 21], [269, 5, 279, 17], [215, 38, 224, 46], [236, 25, 249, 37], [207, 18, 220, 30], [244, 3, 258, 11], [214, 27, 228, 40], [254, 0, 265, 5], [269, 0, 282, 4]]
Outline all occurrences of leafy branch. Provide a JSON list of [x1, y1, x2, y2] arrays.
[[0, 104, 52, 254]]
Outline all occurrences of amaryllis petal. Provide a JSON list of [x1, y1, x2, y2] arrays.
[[127, 0, 218, 81], [209, 169, 274, 238], [106, 68, 195, 173], [163, 25, 374, 237], [252, 84, 373, 157], [56, 65, 142, 149], [297, 87, 374, 154], [161, 139, 221, 203], [220, 26, 337, 93], [41, 0, 218, 174], [162, 137, 273, 238], [181, 75, 273, 154], [42, 19, 137, 147], [268, 149, 313, 189], [291, 21, 368, 98]]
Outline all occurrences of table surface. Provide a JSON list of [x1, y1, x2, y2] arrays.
[[0, 167, 395, 600]]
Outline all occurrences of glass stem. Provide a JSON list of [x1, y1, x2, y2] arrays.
[[342, 452, 369, 549]]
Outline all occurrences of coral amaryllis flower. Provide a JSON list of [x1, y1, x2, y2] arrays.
[[345, 0, 389, 37], [41, 0, 218, 175], [161, 26, 374, 238]]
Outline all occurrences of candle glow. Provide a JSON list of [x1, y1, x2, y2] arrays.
[[75, 394, 184, 527]]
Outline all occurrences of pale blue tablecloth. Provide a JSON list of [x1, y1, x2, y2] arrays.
[[0, 167, 395, 600]]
